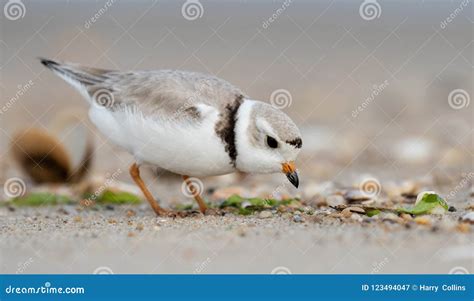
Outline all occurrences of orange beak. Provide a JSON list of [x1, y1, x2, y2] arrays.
[[281, 161, 299, 188]]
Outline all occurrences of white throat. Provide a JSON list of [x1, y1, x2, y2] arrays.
[[234, 99, 255, 172], [234, 99, 281, 174]]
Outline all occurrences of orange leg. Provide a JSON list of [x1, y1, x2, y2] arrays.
[[129, 163, 168, 216], [182, 175, 207, 214]]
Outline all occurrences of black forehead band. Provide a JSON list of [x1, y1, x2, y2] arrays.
[[286, 138, 302, 149]]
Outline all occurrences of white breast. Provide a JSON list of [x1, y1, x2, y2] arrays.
[[88, 105, 235, 177]]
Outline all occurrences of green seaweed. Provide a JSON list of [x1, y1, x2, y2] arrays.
[[397, 192, 448, 215], [174, 203, 194, 211], [11, 193, 73, 207], [93, 190, 142, 205], [366, 209, 381, 217], [220, 194, 296, 215]]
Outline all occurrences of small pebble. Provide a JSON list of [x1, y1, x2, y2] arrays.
[[311, 195, 328, 207], [341, 208, 352, 218], [73, 216, 82, 223], [351, 214, 363, 222], [347, 206, 366, 214], [460, 212, 474, 224], [465, 204, 474, 211], [326, 195, 346, 207], [126, 209, 136, 217], [304, 207, 315, 215], [136, 223, 144, 231], [259, 211, 273, 219], [456, 223, 470, 233], [400, 213, 413, 221], [414, 216, 431, 226], [399, 181, 420, 197], [381, 212, 399, 222], [341, 206, 366, 218], [293, 214, 303, 223], [344, 190, 370, 203]]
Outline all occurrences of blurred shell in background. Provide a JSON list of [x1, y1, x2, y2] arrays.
[[10, 114, 93, 184]]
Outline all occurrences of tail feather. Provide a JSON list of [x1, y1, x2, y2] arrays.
[[40, 58, 60, 69], [39, 57, 111, 87]]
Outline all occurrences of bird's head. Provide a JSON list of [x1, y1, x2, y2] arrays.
[[235, 100, 302, 188]]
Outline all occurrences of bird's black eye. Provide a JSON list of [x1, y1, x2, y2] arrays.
[[266, 136, 278, 149]]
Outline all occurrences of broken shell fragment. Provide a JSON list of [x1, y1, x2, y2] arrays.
[[414, 216, 432, 226], [343, 190, 371, 203], [10, 119, 93, 184], [11, 128, 72, 183], [341, 208, 352, 218], [460, 212, 474, 224]]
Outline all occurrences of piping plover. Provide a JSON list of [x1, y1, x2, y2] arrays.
[[40, 58, 302, 215]]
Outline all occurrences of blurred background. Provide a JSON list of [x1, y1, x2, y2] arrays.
[[1, 0, 472, 186], [0, 0, 472, 274]]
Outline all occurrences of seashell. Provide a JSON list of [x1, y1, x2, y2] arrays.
[[460, 212, 474, 224], [343, 189, 371, 202], [10, 109, 94, 184], [11, 128, 72, 183]]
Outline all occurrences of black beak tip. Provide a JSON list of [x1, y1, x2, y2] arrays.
[[286, 172, 299, 188]]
